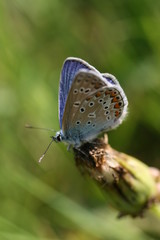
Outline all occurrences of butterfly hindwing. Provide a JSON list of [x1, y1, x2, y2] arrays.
[[61, 69, 127, 145]]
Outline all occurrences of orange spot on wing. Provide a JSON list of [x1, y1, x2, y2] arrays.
[[95, 92, 101, 98], [115, 111, 119, 117], [110, 91, 117, 97], [112, 97, 118, 102], [105, 90, 109, 95], [86, 96, 92, 101], [114, 103, 120, 109], [94, 82, 102, 89]]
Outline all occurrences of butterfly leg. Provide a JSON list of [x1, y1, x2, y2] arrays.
[[76, 147, 89, 159]]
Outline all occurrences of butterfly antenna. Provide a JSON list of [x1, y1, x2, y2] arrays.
[[25, 124, 56, 133], [38, 137, 55, 163]]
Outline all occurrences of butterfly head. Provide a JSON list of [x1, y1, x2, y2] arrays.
[[52, 131, 63, 143]]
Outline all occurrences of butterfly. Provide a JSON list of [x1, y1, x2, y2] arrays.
[[52, 57, 128, 149]]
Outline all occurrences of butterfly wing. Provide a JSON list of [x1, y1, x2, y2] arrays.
[[102, 73, 121, 86], [59, 57, 99, 128], [62, 70, 128, 146]]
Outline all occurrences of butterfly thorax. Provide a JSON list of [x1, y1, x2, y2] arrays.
[[53, 130, 83, 147]]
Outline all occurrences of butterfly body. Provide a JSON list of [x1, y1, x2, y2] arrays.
[[54, 57, 128, 148]]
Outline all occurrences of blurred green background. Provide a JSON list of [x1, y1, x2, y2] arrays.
[[0, 0, 160, 239]]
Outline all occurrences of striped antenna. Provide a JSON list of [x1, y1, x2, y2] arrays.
[[25, 124, 56, 133], [38, 137, 55, 163]]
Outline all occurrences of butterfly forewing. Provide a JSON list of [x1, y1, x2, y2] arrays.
[[62, 70, 108, 132], [59, 57, 99, 128]]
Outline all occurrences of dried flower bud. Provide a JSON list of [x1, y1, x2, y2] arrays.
[[74, 135, 157, 217]]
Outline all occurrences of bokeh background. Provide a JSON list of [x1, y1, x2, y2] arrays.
[[1, 0, 160, 239]]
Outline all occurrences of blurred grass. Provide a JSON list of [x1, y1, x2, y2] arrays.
[[0, 0, 160, 239]]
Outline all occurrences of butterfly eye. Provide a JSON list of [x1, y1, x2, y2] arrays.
[[56, 134, 62, 142]]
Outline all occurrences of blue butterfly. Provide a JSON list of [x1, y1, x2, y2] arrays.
[[53, 57, 128, 148]]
